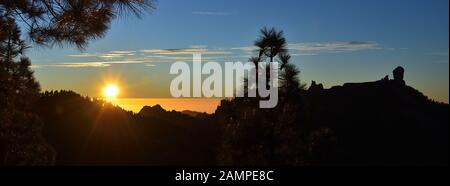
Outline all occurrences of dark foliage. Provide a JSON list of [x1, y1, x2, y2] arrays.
[[0, 17, 54, 165], [255, 27, 288, 62], [1, 0, 156, 49]]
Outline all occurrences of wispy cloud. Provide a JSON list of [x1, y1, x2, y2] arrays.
[[233, 41, 383, 55], [69, 51, 136, 59], [140, 47, 231, 55], [291, 53, 318, 56], [145, 63, 157, 67], [190, 45, 208, 49], [32, 62, 110, 68], [146, 55, 227, 61], [109, 50, 136, 54], [37, 46, 232, 68], [288, 41, 380, 53], [67, 53, 99, 57], [39, 41, 387, 69], [192, 11, 236, 16], [231, 46, 258, 52], [98, 53, 135, 59], [33, 60, 153, 68]]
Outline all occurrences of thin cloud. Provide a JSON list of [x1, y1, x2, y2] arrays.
[[110, 50, 136, 54], [99, 53, 135, 59], [140, 48, 231, 55], [232, 41, 383, 55], [145, 63, 157, 67], [190, 45, 208, 49], [288, 41, 381, 53], [33, 60, 152, 68], [192, 11, 236, 16], [231, 46, 258, 52], [33, 62, 110, 68], [53, 46, 234, 69], [146, 55, 227, 62], [68, 52, 135, 59], [292, 53, 318, 56], [67, 53, 99, 57]]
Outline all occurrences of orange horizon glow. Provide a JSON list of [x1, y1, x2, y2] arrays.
[[110, 98, 222, 114]]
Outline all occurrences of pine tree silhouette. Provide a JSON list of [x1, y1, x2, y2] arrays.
[[0, 17, 55, 165]]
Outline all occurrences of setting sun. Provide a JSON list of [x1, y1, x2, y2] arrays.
[[103, 84, 119, 98]]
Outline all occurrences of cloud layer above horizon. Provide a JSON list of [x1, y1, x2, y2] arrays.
[[32, 41, 394, 68]]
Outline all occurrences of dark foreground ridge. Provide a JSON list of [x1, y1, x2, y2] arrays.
[[304, 67, 448, 165], [33, 67, 448, 166], [216, 67, 448, 166]]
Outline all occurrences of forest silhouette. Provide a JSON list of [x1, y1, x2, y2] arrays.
[[1, 0, 448, 166]]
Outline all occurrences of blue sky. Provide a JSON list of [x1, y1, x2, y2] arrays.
[[28, 0, 449, 102]]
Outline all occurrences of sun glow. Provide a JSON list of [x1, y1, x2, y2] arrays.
[[103, 84, 119, 99]]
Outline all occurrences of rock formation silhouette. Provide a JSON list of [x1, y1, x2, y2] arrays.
[[305, 67, 448, 165]]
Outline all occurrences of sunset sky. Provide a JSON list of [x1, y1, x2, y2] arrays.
[[27, 0, 449, 103]]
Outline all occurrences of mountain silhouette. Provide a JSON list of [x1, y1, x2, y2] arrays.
[[181, 110, 209, 118], [304, 67, 448, 165], [215, 66, 448, 166], [29, 67, 448, 166], [139, 105, 167, 117]]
